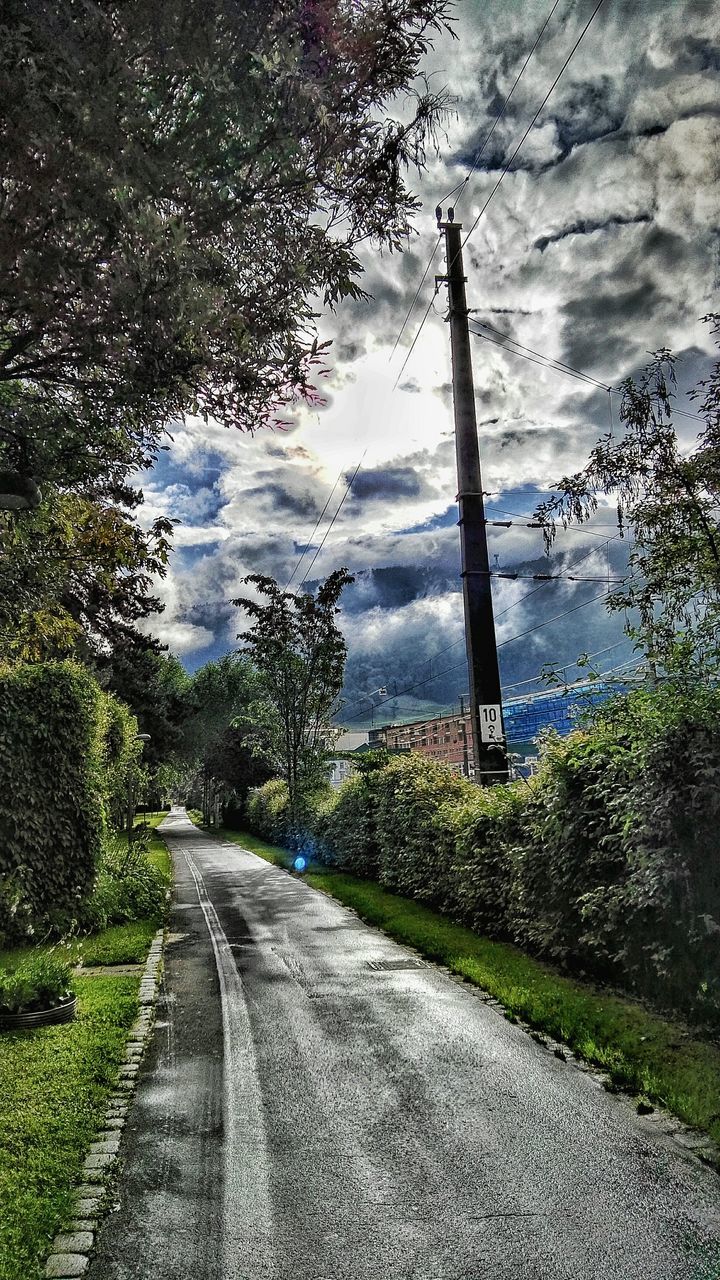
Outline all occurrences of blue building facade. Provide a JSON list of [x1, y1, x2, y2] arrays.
[[503, 680, 624, 745]]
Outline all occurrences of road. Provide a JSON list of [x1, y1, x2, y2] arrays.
[[87, 810, 720, 1280]]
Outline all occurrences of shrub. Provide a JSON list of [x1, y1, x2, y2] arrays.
[[0, 952, 74, 1015], [316, 753, 394, 877], [78, 831, 167, 932], [579, 687, 720, 1021], [0, 662, 108, 943], [246, 779, 292, 846], [512, 724, 636, 973], [372, 754, 474, 907], [448, 783, 528, 937]]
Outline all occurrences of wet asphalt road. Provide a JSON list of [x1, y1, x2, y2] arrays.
[[87, 810, 720, 1280]]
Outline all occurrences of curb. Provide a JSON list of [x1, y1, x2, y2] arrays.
[[43, 927, 165, 1279]]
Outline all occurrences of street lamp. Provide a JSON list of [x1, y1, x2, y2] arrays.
[[127, 733, 151, 835]]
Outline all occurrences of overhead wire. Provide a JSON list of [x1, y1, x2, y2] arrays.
[[390, 0, 565, 374], [284, 465, 345, 589], [298, 451, 366, 587], [468, 321, 705, 421], [459, 0, 608, 257], [435, 0, 564, 212], [340, 585, 613, 723]]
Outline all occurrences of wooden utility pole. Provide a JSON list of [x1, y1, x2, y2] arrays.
[[437, 213, 509, 784]]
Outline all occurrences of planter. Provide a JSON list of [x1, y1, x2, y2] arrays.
[[0, 993, 77, 1031]]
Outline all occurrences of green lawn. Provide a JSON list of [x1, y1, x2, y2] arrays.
[[0, 975, 139, 1280], [219, 826, 720, 1155], [0, 822, 174, 1278]]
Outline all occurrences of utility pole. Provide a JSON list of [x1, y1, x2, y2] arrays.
[[437, 210, 509, 785]]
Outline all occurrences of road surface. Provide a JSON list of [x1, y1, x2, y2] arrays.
[[87, 809, 720, 1279]]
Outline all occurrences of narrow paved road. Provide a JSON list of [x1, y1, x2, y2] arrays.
[[88, 811, 720, 1280]]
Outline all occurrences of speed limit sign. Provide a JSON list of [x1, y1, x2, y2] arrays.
[[479, 704, 504, 743]]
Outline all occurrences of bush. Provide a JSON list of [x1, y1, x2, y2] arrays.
[[371, 754, 474, 908], [448, 784, 528, 937], [246, 779, 292, 846], [78, 831, 168, 932], [0, 662, 107, 943], [0, 951, 73, 1015]]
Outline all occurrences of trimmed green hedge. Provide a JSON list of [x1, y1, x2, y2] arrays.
[[0, 662, 140, 944], [245, 685, 720, 1028]]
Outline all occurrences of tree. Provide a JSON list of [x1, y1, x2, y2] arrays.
[[0, 0, 451, 455], [0, 487, 174, 662], [95, 642, 190, 769], [180, 655, 270, 823], [535, 316, 720, 679], [234, 569, 354, 829]]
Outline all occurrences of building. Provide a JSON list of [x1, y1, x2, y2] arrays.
[[368, 680, 625, 777], [369, 712, 473, 774], [327, 730, 369, 789]]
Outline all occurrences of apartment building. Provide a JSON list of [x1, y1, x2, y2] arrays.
[[369, 712, 473, 775]]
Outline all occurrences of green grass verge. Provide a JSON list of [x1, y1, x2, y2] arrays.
[[220, 826, 720, 1150], [0, 975, 139, 1280]]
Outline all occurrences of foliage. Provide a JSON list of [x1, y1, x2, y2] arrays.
[[448, 785, 527, 940], [245, 779, 293, 848], [0, 0, 451, 448], [101, 693, 143, 832], [180, 655, 272, 823], [235, 569, 354, 828], [0, 974, 139, 1280], [77, 831, 168, 934], [0, 384, 175, 662], [0, 952, 73, 1016], [371, 753, 473, 907], [0, 663, 109, 943], [536, 317, 720, 677], [245, 683, 720, 1027], [96, 643, 189, 770]]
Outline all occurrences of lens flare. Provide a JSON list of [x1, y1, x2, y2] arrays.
[[293, 855, 307, 872]]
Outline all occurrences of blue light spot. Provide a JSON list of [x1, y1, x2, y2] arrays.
[[293, 856, 307, 872]]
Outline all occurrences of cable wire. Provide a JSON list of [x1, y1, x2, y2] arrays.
[[298, 451, 366, 587], [394, 0, 605, 393], [437, 0, 563, 213], [460, 0, 607, 256], [284, 465, 345, 590]]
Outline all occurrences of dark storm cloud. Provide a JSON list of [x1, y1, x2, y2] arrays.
[[347, 466, 426, 501], [534, 213, 652, 253], [242, 479, 320, 519], [560, 283, 667, 374]]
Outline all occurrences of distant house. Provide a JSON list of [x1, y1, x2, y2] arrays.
[[327, 730, 369, 788]]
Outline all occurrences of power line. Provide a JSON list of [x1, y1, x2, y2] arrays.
[[460, 0, 607, 256], [341, 584, 612, 722], [485, 503, 621, 539], [438, 0, 563, 213], [469, 321, 610, 391], [497, 588, 610, 648], [298, 451, 366, 587], [394, 0, 606, 393], [468, 321, 705, 421], [284, 465, 345, 590], [390, 0, 562, 363]]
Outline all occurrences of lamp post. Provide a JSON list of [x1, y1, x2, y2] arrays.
[[127, 733, 151, 836]]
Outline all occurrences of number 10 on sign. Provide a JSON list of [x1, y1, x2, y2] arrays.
[[479, 704, 504, 743]]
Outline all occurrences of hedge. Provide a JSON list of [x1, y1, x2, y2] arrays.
[[0, 661, 140, 943], [245, 685, 720, 1028]]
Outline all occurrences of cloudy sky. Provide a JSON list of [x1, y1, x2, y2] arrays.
[[138, 0, 720, 730]]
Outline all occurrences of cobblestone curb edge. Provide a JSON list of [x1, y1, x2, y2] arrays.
[[43, 927, 165, 1279]]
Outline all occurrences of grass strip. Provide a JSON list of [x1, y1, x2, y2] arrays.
[[0, 975, 139, 1280], [219, 825, 720, 1150]]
